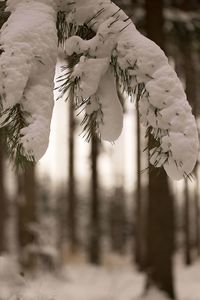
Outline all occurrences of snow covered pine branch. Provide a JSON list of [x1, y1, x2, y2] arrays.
[[0, 0, 199, 179]]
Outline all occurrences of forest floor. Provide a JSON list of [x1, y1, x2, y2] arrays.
[[1, 254, 200, 300]]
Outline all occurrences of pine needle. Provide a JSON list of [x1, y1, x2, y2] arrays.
[[80, 108, 102, 142], [0, 104, 35, 170]]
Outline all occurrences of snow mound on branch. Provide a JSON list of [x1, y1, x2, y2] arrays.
[[0, 0, 58, 161], [60, 0, 199, 179], [64, 16, 125, 59], [1, 0, 198, 180], [71, 56, 109, 99], [114, 24, 199, 180], [96, 68, 123, 142], [64, 0, 198, 179], [0, 43, 32, 109], [6, 0, 57, 11]]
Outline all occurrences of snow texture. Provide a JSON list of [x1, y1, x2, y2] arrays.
[[0, 0, 199, 179], [61, 0, 199, 180], [0, 255, 200, 300], [96, 67, 123, 141], [0, 0, 58, 160]]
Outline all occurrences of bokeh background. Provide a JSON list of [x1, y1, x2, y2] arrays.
[[0, 1, 200, 299]]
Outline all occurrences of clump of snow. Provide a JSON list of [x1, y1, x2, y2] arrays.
[[96, 68, 123, 141], [0, 43, 32, 109], [71, 56, 109, 100], [65, 17, 125, 58], [114, 23, 199, 179], [0, 0, 58, 160], [1, 0, 198, 179], [62, 0, 199, 179]]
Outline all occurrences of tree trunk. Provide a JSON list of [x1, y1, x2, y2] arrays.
[[0, 1, 9, 255], [17, 164, 37, 270], [134, 99, 144, 270], [67, 97, 78, 253], [145, 0, 176, 298], [180, 2, 197, 264], [109, 187, 127, 255], [88, 136, 101, 264], [183, 179, 192, 265], [0, 139, 7, 253], [146, 167, 175, 298], [194, 170, 200, 257]]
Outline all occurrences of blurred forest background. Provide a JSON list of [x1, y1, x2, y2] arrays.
[[0, 0, 200, 299]]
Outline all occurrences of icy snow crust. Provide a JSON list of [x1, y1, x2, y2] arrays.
[[0, 0, 199, 179]]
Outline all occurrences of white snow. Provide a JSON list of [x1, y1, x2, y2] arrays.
[[62, 0, 199, 179], [0, 255, 200, 300], [71, 56, 109, 100], [0, 0, 58, 160], [115, 27, 199, 180], [97, 67, 123, 142], [0, 0, 198, 179]]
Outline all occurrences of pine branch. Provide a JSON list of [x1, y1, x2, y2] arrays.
[[0, 104, 35, 170], [111, 55, 138, 98], [57, 11, 94, 46], [0, 1, 10, 29], [80, 102, 103, 142], [56, 54, 82, 106], [57, 59, 103, 141]]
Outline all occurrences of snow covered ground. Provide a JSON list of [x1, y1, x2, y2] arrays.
[[0, 255, 200, 300]]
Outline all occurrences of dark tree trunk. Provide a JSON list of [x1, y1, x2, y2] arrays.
[[145, 0, 176, 299], [88, 136, 101, 264], [109, 187, 127, 255], [0, 140, 7, 253], [182, 53, 195, 263], [0, 1, 9, 255], [183, 179, 192, 265], [67, 97, 78, 253], [146, 167, 175, 299], [180, 1, 197, 264], [194, 170, 200, 257], [17, 164, 37, 270], [134, 99, 144, 270]]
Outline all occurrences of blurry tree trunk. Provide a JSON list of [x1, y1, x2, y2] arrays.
[[146, 165, 175, 299], [134, 99, 144, 270], [178, 0, 199, 10], [17, 164, 37, 270], [88, 136, 101, 264], [192, 51, 200, 259], [145, 0, 176, 299], [0, 3, 8, 254], [182, 43, 194, 266], [109, 187, 127, 254], [180, 1, 197, 263], [67, 96, 78, 253], [194, 169, 200, 257], [0, 140, 7, 253], [183, 179, 192, 265]]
